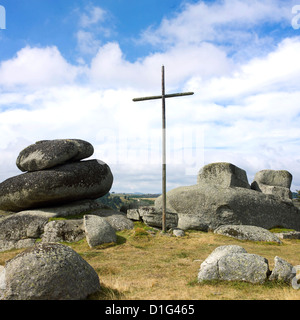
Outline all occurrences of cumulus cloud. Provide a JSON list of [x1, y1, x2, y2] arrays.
[[88, 41, 233, 91], [182, 36, 300, 189], [0, 0, 300, 193], [79, 6, 107, 28], [76, 30, 102, 55], [75, 5, 115, 57], [0, 46, 80, 89], [141, 0, 291, 47]]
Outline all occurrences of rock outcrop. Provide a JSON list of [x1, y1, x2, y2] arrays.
[[154, 162, 300, 231], [0, 201, 133, 252], [0, 139, 129, 251]]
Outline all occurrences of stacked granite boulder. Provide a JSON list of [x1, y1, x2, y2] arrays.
[[0, 139, 113, 212], [0, 139, 135, 252]]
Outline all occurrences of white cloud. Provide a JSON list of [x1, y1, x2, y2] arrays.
[[141, 0, 291, 47], [76, 30, 101, 55], [79, 6, 107, 28], [1, 0, 300, 193], [75, 5, 115, 57], [186, 36, 300, 102], [88, 41, 233, 91], [0, 46, 80, 89]]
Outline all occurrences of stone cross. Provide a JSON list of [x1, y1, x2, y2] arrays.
[[133, 65, 194, 232]]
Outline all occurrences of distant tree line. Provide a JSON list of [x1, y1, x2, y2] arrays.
[[96, 192, 155, 213]]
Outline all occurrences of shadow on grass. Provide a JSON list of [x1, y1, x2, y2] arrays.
[[88, 283, 125, 300], [116, 235, 127, 245]]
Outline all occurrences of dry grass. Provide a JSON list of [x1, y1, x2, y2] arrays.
[[1, 222, 300, 300]]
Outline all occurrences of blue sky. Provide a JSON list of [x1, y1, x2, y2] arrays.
[[1, 0, 300, 193], [0, 0, 199, 62]]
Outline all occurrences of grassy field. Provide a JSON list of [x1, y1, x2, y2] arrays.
[[1, 221, 300, 300]]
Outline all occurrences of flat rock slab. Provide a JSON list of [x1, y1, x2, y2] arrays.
[[274, 231, 300, 239], [18, 200, 100, 219], [16, 139, 94, 172], [214, 225, 282, 244], [0, 160, 113, 212]]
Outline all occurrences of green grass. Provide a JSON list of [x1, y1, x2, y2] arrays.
[[1, 222, 300, 300], [269, 227, 296, 233]]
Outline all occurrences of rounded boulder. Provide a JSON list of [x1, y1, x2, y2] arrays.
[[0, 160, 113, 212], [16, 139, 94, 172], [0, 242, 101, 300]]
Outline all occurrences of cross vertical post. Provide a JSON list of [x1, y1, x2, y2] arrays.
[[161, 66, 167, 233], [133, 66, 194, 233]]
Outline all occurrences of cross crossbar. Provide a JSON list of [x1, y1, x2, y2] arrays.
[[133, 92, 194, 102], [132, 66, 194, 232]]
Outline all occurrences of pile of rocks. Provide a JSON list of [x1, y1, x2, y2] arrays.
[[198, 245, 298, 286], [0, 139, 133, 252], [0, 139, 113, 212]]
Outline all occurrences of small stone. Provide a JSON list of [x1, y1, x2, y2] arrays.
[[269, 256, 296, 284], [84, 215, 117, 248], [173, 228, 185, 237]]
